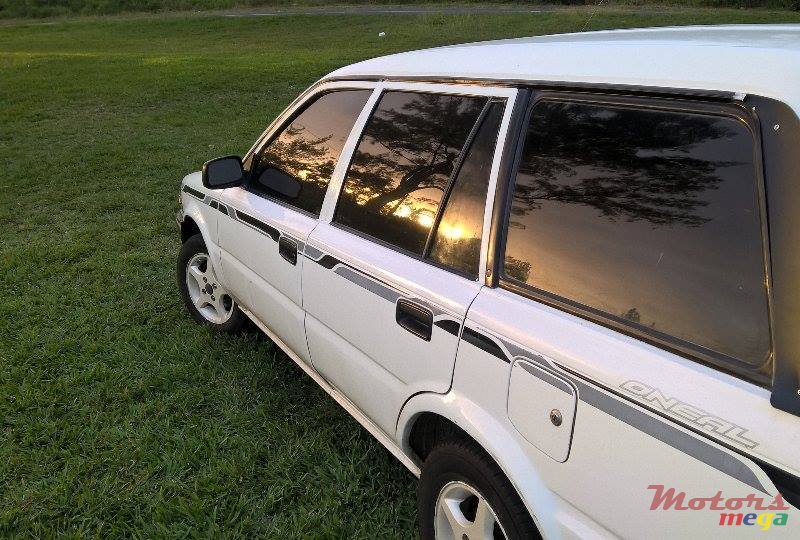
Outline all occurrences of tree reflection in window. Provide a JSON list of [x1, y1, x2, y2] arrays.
[[250, 90, 371, 215], [503, 101, 769, 366], [508, 102, 740, 229], [336, 92, 487, 255], [429, 102, 505, 277]]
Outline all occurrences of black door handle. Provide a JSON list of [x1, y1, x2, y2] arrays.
[[396, 299, 433, 341], [278, 237, 297, 265]]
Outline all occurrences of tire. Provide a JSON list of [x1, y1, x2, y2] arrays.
[[177, 233, 248, 333], [418, 438, 541, 540]]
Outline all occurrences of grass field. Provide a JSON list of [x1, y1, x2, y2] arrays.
[[1, 0, 798, 19], [2, 6, 800, 537]]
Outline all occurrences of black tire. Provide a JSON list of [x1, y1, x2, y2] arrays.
[[177, 233, 248, 333], [418, 438, 541, 540]]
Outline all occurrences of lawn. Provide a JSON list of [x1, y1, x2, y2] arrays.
[[2, 5, 800, 537]]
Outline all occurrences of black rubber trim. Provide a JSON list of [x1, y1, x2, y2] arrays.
[[182, 185, 205, 200], [462, 327, 508, 362], [235, 210, 280, 242], [209, 200, 218, 209], [324, 75, 736, 101], [218, 204, 229, 216], [422, 98, 492, 262], [434, 319, 461, 337], [486, 89, 530, 287], [750, 95, 800, 416]]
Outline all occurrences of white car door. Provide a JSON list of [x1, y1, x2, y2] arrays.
[[214, 84, 374, 363], [302, 83, 518, 433]]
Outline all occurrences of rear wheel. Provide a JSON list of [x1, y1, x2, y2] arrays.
[[418, 439, 540, 540], [177, 233, 247, 333]]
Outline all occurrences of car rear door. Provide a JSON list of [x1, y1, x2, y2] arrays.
[[302, 82, 518, 433], [215, 83, 374, 363]]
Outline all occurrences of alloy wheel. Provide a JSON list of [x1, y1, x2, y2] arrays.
[[434, 481, 508, 540], [185, 252, 234, 324]]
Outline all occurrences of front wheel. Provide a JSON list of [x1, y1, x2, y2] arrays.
[[418, 439, 540, 540], [177, 233, 248, 333]]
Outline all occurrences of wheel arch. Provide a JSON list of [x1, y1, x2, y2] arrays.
[[179, 189, 226, 289], [180, 214, 202, 243], [179, 189, 215, 249], [398, 392, 560, 539]]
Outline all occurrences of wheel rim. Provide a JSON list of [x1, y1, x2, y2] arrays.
[[434, 481, 508, 540], [185, 252, 234, 324]]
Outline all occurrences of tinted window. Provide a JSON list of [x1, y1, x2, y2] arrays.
[[429, 102, 504, 277], [335, 91, 487, 255], [503, 100, 769, 366], [250, 89, 371, 215]]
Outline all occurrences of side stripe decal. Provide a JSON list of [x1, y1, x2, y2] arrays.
[[315, 255, 341, 270], [335, 266, 402, 304], [575, 378, 767, 493], [182, 185, 205, 200], [518, 361, 573, 395], [182, 189, 776, 498], [462, 327, 509, 362], [191, 190, 303, 249], [434, 319, 461, 337], [304, 244, 324, 260], [235, 210, 280, 242], [305, 245, 459, 335], [471, 331, 771, 494]]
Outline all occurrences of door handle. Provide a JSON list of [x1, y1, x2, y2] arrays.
[[396, 299, 433, 341], [278, 237, 297, 265]]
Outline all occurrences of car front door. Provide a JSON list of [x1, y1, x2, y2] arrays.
[[302, 83, 517, 433], [215, 83, 374, 363]]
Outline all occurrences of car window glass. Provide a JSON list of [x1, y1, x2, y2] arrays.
[[428, 102, 505, 277], [335, 91, 487, 255], [503, 100, 769, 366], [250, 89, 371, 215]]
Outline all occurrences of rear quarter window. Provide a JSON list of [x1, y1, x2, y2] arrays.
[[502, 98, 770, 369]]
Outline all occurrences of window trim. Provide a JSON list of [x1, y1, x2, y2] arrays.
[[748, 94, 800, 415], [327, 83, 518, 282], [493, 90, 774, 386], [330, 89, 491, 268], [422, 99, 494, 264], [332, 221, 479, 282], [423, 99, 508, 279], [241, 81, 377, 217]]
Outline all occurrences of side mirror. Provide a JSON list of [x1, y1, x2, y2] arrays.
[[202, 155, 245, 189], [255, 167, 302, 199]]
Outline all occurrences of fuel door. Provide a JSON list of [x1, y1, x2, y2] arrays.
[[507, 360, 577, 462]]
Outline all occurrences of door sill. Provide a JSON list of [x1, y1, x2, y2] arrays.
[[239, 305, 421, 478]]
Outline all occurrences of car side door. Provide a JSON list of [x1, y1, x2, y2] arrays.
[[302, 83, 518, 434], [214, 83, 374, 363]]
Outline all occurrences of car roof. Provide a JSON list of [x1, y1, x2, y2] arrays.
[[327, 25, 800, 111]]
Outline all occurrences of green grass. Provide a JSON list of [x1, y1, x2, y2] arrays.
[[2, 6, 800, 537], [1, 0, 799, 20]]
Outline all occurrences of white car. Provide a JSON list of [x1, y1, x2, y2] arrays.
[[176, 25, 800, 538]]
